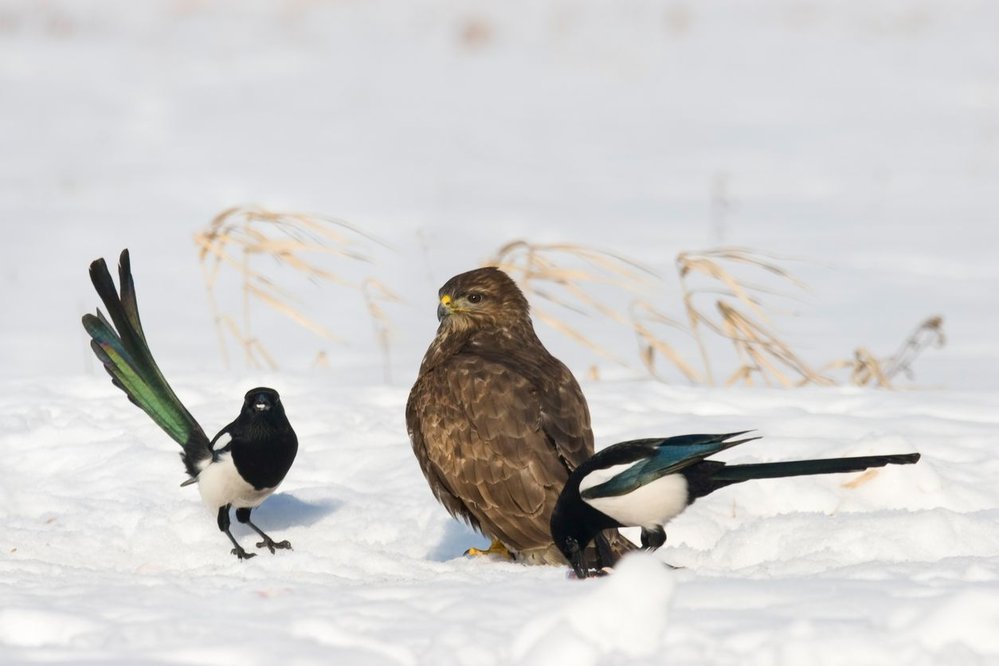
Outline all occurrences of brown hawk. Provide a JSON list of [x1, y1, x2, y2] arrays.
[[406, 266, 634, 567]]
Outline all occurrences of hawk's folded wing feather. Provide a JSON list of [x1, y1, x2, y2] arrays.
[[407, 353, 591, 551]]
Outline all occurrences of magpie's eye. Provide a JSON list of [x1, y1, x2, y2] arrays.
[[467, 293, 483, 304]]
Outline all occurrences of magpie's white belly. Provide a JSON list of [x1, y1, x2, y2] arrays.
[[581, 472, 689, 530], [195, 452, 274, 509]]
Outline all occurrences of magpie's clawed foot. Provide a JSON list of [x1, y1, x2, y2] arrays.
[[640, 526, 666, 551], [231, 546, 257, 560], [238, 512, 292, 554], [568, 566, 614, 580], [256, 537, 292, 554]]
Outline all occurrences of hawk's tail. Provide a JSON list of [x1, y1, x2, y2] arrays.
[[81, 249, 212, 477]]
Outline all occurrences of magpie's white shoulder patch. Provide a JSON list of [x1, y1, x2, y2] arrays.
[[195, 450, 275, 510], [580, 467, 690, 531], [213, 431, 233, 450], [578, 461, 643, 494], [194, 431, 232, 474]]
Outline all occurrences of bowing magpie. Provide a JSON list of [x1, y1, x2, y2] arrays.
[[550, 432, 921, 578], [81, 249, 298, 560]]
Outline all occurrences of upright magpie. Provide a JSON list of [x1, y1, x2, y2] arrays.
[[550, 432, 921, 578], [81, 249, 299, 560]]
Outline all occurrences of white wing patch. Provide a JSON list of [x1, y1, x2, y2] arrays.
[[193, 431, 233, 476], [212, 431, 233, 450], [582, 472, 690, 530], [195, 451, 275, 509], [578, 461, 643, 494]]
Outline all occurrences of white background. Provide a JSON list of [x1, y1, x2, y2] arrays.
[[1, 2, 997, 664]]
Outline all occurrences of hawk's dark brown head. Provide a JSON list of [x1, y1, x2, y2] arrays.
[[436, 267, 530, 332]]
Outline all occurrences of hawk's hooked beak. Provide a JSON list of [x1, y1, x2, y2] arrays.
[[437, 294, 453, 322]]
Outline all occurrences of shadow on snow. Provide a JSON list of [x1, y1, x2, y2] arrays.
[[426, 519, 490, 562], [249, 493, 340, 529]]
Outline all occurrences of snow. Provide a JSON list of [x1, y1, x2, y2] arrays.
[[2, 1, 999, 664], [4, 379, 997, 664]]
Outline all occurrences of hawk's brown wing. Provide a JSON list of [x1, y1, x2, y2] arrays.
[[406, 352, 592, 552], [406, 366, 482, 531]]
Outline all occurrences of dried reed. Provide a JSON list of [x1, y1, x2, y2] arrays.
[[822, 316, 945, 388], [629, 300, 702, 383], [487, 240, 659, 367], [194, 205, 387, 369], [362, 277, 403, 382], [676, 248, 831, 387], [487, 241, 941, 389]]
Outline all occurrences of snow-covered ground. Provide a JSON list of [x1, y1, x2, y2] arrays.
[[3, 379, 998, 664], [2, 1, 998, 664]]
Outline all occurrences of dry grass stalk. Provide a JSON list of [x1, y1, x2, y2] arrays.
[[850, 347, 892, 388], [717, 301, 834, 387], [218, 314, 278, 370], [362, 278, 403, 383], [487, 240, 663, 368], [491, 240, 656, 289], [821, 316, 946, 388], [492, 242, 944, 389], [194, 205, 383, 369], [676, 248, 825, 387], [487, 241, 861, 387], [531, 308, 629, 366], [882, 316, 945, 380], [842, 468, 879, 489], [478, 238, 943, 389], [678, 247, 805, 318], [629, 300, 702, 383]]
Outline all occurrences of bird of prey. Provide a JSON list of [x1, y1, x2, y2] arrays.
[[81, 249, 298, 560], [551, 431, 921, 577], [406, 266, 633, 567]]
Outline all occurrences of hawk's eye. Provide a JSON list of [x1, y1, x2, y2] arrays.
[[467, 293, 483, 304]]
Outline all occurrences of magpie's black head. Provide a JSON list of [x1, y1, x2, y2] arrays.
[[242, 387, 283, 418], [552, 523, 588, 579], [551, 487, 602, 579]]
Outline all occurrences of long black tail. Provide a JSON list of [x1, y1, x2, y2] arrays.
[[81, 249, 211, 477], [715, 453, 920, 482], [688, 453, 921, 500]]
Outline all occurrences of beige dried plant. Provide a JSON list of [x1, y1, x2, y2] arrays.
[[822, 316, 945, 388], [486, 241, 942, 389], [675, 248, 833, 387], [362, 277, 404, 382], [487, 240, 660, 368], [628, 299, 702, 383], [194, 205, 389, 369]]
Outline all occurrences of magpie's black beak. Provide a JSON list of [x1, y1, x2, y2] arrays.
[[253, 394, 272, 412]]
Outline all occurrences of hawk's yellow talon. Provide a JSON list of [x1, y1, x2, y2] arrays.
[[464, 539, 513, 560]]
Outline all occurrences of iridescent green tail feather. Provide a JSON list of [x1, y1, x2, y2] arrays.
[[82, 249, 211, 477]]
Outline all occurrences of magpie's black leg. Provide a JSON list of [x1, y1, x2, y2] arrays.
[[594, 531, 615, 570], [640, 526, 667, 551], [640, 526, 680, 569], [565, 538, 590, 579], [218, 505, 255, 560], [234, 507, 292, 554]]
